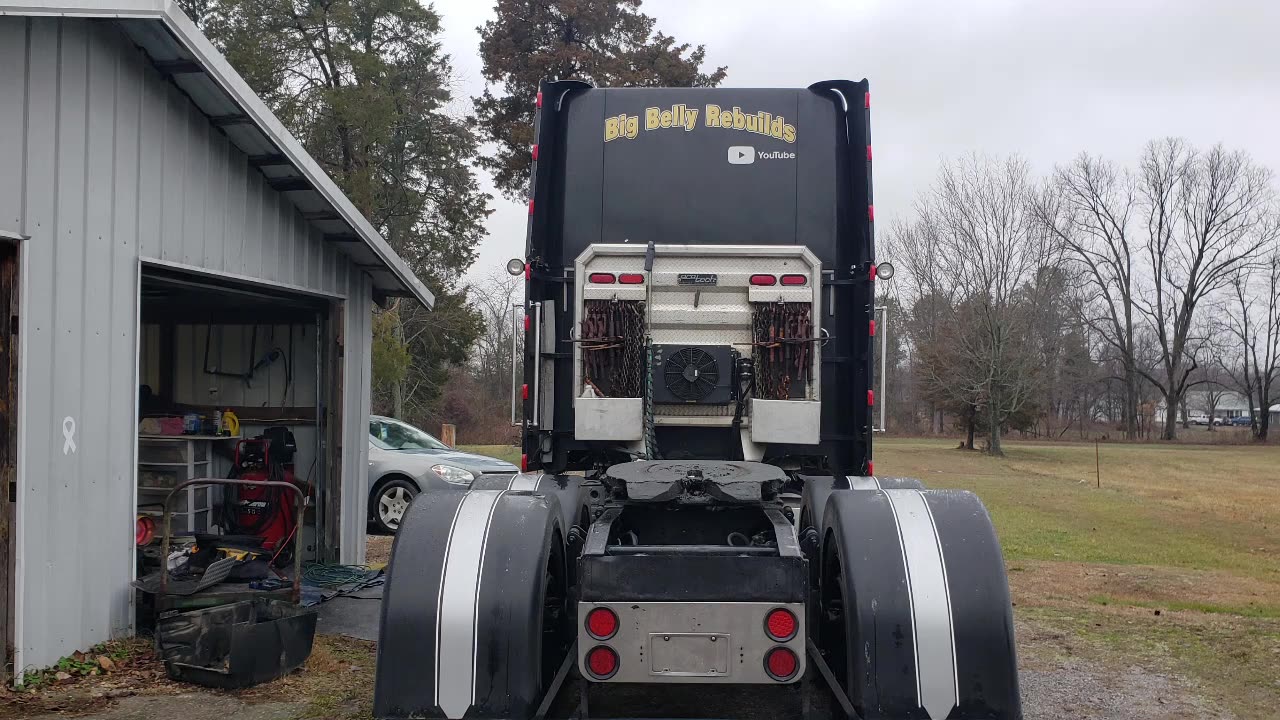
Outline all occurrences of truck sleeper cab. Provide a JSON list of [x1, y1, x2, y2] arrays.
[[374, 78, 1021, 720]]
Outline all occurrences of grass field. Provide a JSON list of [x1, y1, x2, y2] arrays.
[[463, 438, 1280, 716]]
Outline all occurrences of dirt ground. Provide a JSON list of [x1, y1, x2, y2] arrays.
[[8, 438, 1276, 718]]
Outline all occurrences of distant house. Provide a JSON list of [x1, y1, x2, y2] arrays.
[[1157, 389, 1251, 423]]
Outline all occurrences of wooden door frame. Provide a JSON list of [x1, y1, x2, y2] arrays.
[[1, 232, 24, 683]]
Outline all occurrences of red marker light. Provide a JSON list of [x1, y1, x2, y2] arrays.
[[528, 198, 535, 215], [870, 265, 878, 281], [522, 384, 529, 401], [780, 274, 807, 286], [868, 204, 875, 222], [521, 453, 529, 472], [525, 315, 531, 331], [750, 274, 777, 286], [867, 145, 873, 162], [589, 273, 616, 284], [868, 390, 875, 407], [586, 646, 619, 679], [618, 273, 644, 285], [531, 144, 539, 161], [864, 91, 870, 109], [536, 91, 543, 108], [765, 608, 798, 641], [869, 320, 877, 337], [867, 461, 874, 476], [765, 647, 799, 681], [586, 607, 619, 639]]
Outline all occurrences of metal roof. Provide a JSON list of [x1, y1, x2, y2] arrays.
[[0, 0, 435, 308]]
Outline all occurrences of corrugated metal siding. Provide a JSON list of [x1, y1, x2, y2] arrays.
[[0, 17, 376, 671]]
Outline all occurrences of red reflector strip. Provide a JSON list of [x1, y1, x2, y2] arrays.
[[870, 265, 878, 281], [528, 198, 535, 215], [780, 274, 807, 286], [521, 453, 529, 472], [869, 320, 877, 337], [868, 204, 875, 222], [750, 274, 777, 286], [867, 145, 873, 162], [588, 273, 616, 284], [868, 390, 875, 407], [864, 91, 870, 109], [524, 315, 531, 331], [525, 263, 531, 280], [531, 144, 539, 160], [867, 461, 874, 476], [522, 384, 529, 400], [618, 273, 644, 285], [536, 91, 543, 108]]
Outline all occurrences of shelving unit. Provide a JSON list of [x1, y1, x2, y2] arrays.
[[137, 434, 238, 534]]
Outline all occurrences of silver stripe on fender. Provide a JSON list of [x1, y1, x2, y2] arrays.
[[847, 475, 883, 491], [883, 490, 958, 720], [434, 490, 506, 719], [509, 472, 542, 492]]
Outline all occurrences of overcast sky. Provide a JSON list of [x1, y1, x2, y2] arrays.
[[432, 0, 1280, 282]]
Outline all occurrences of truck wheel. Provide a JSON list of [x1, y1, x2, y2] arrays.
[[375, 489, 570, 720], [819, 489, 1021, 720]]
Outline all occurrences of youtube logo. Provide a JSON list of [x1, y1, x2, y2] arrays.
[[727, 146, 755, 164]]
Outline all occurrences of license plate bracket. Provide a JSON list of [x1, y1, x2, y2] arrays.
[[648, 633, 730, 677]]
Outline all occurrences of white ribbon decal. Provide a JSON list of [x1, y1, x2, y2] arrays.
[[62, 417, 77, 455]]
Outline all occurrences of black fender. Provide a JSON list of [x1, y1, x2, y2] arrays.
[[374, 488, 569, 720], [820, 488, 1020, 720], [471, 472, 585, 541], [798, 475, 925, 535]]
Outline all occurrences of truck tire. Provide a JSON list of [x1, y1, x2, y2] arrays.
[[798, 475, 925, 539], [374, 488, 571, 720], [819, 489, 1021, 720]]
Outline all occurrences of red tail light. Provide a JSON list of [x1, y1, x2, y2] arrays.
[[765, 647, 798, 681], [750, 274, 777, 286], [618, 273, 644, 285], [589, 273, 616, 284], [586, 646, 619, 679], [780, 274, 807, 286], [765, 608, 797, 641], [586, 607, 619, 639]]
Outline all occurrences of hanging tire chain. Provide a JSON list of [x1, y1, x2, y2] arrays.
[[752, 303, 814, 400], [581, 299, 646, 398]]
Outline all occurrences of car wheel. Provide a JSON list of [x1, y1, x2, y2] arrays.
[[371, 478, 419, 534]]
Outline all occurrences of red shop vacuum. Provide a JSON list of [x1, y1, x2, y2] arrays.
[[222, 427, 303, 560]]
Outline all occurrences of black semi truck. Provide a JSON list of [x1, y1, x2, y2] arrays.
[[375, 79, 1021, 720]]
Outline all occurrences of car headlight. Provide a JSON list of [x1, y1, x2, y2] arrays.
[[431, 464, 475, 485]]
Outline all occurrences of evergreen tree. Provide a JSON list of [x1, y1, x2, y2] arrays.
[[474, 0, 727, 199]]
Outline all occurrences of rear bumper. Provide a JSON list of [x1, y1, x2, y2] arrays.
[[578, 601, 805, 685]]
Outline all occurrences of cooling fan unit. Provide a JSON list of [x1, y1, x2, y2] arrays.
[[653, 345, 734, 405]]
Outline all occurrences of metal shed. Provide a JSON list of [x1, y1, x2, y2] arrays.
[[0, 0, 433, 677]]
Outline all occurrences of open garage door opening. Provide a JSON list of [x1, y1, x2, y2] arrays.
[[133, 267, 344, 621]]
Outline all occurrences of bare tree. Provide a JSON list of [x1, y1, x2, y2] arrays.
[[1032, 154, 1143, 439], [1134, 139, 1278, 439], [1225, 253, 1280, 440], [897, 155, 1060, 455]]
